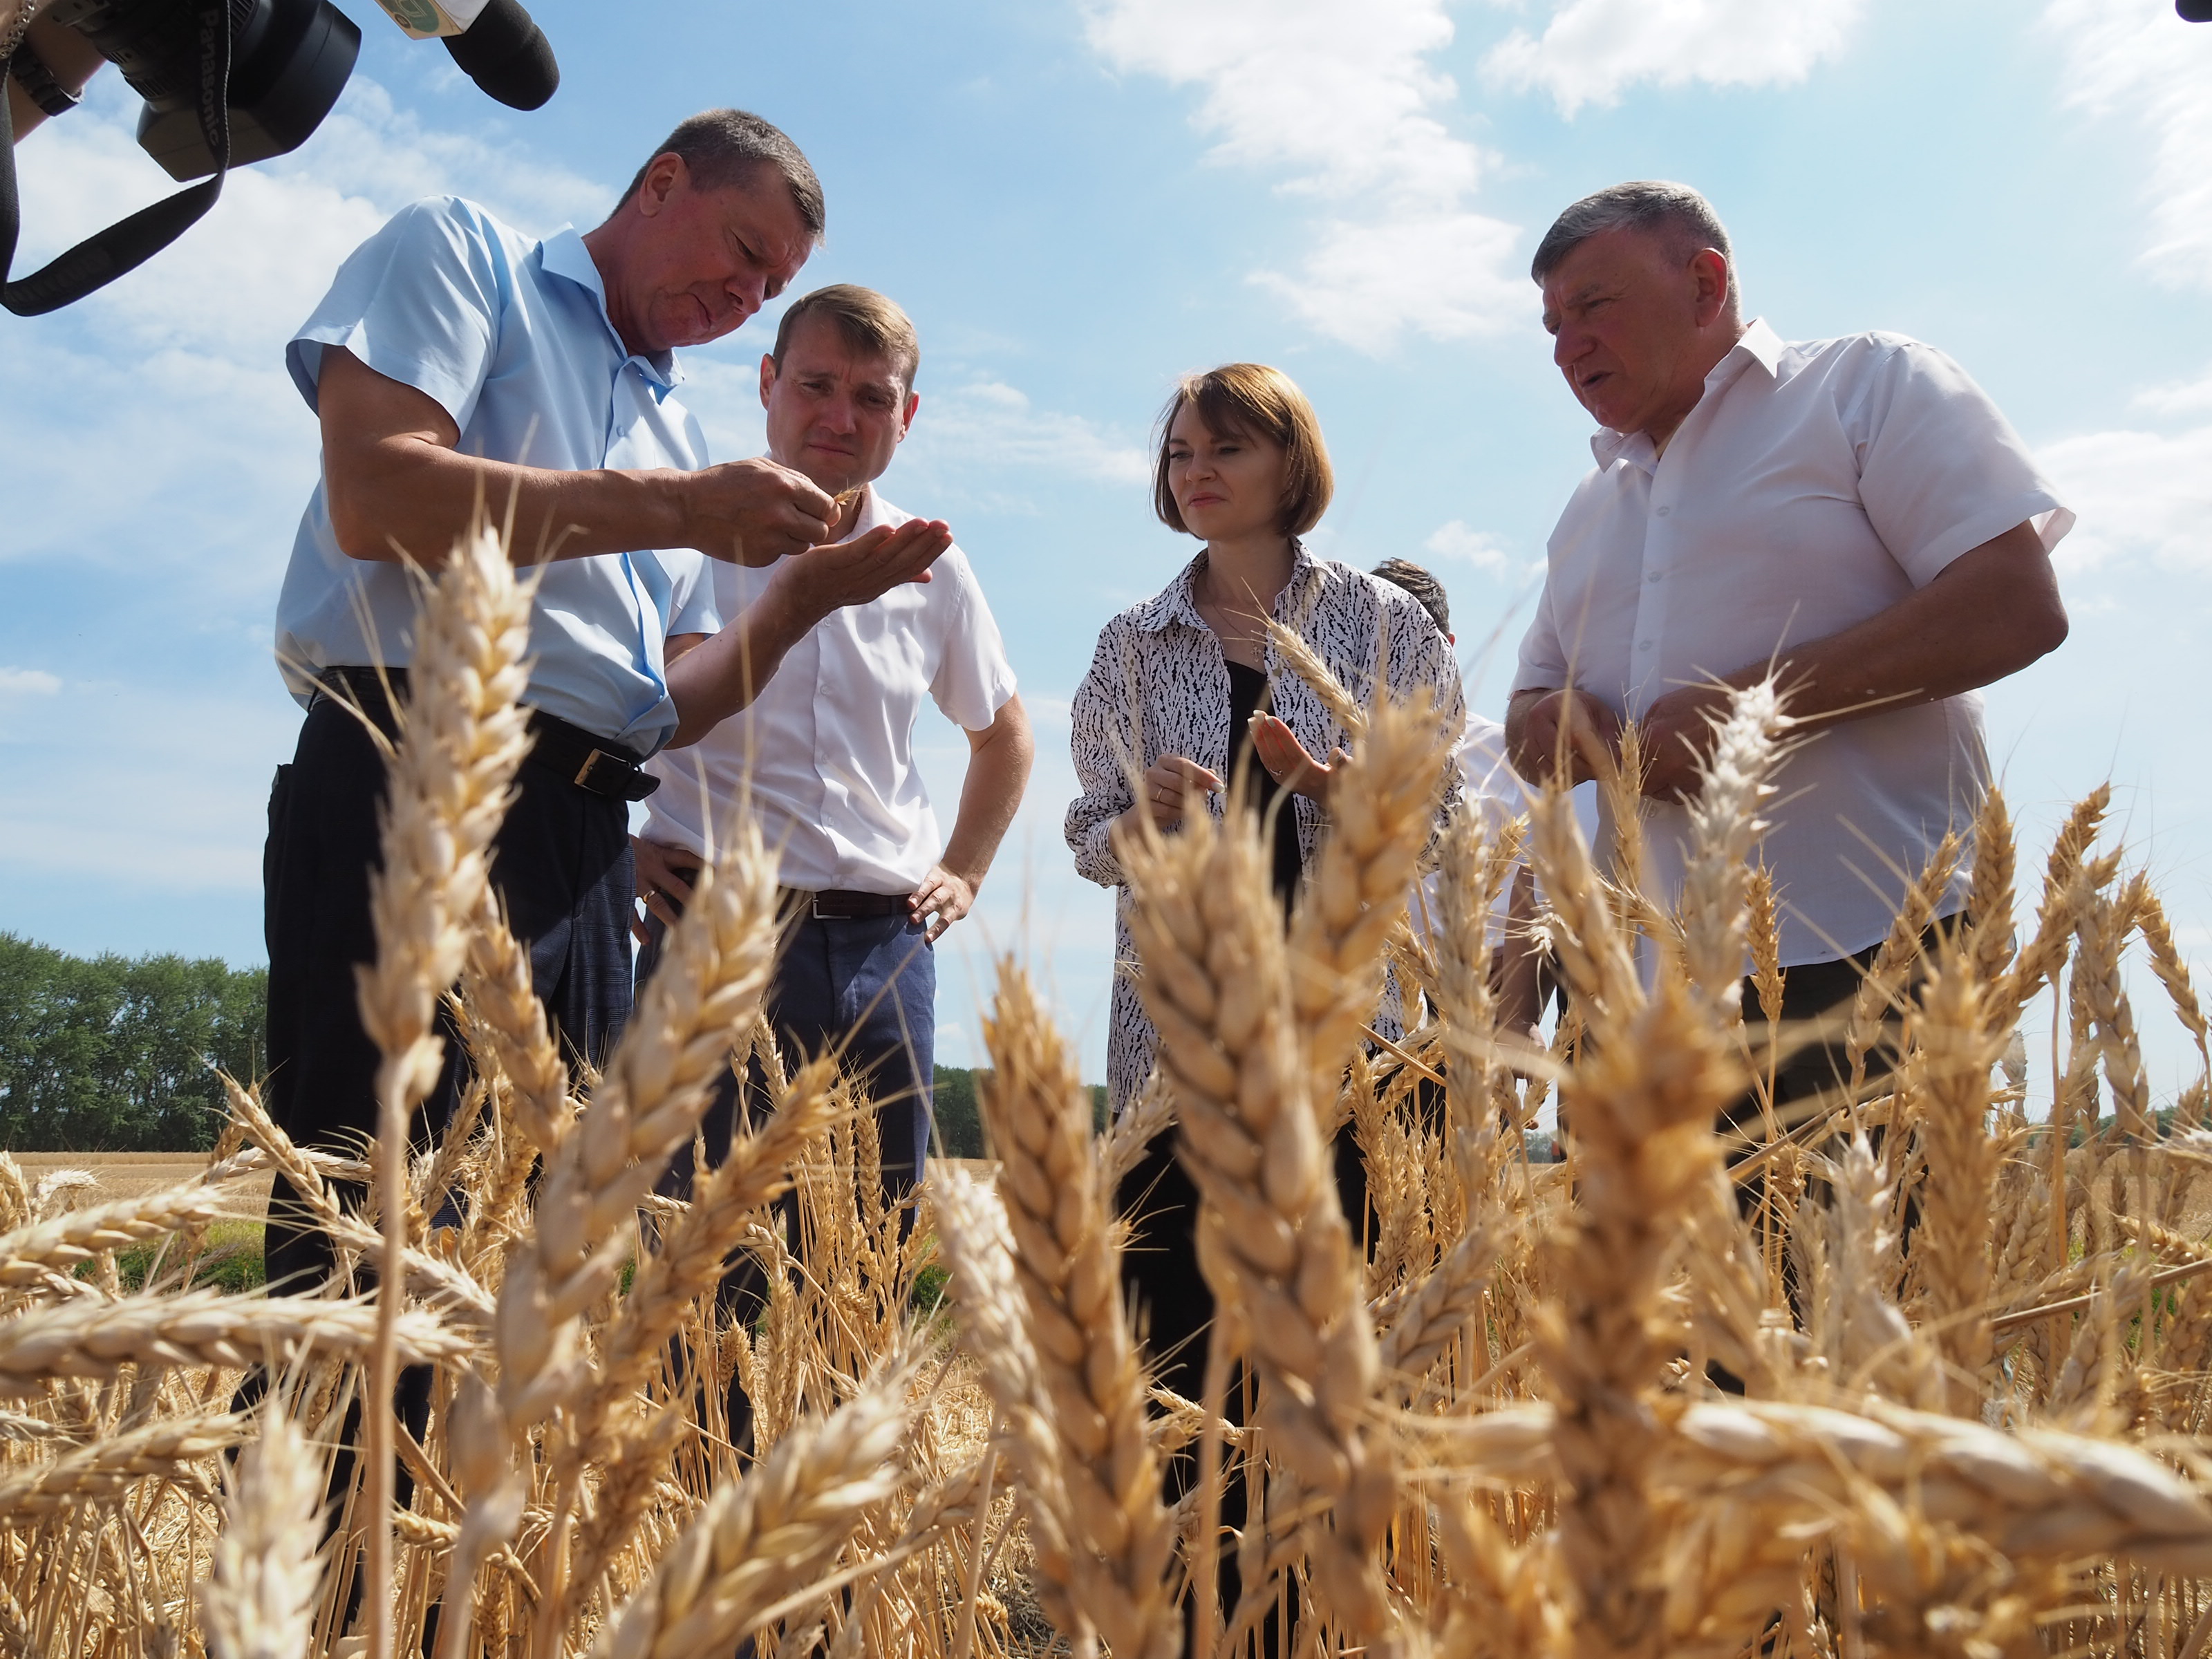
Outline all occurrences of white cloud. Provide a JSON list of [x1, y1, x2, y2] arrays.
[[908, 381, 1150, 487], [0, 669, 62, 695], [1485, 0, 1864, 117], [2037, 421, 2212, 575], [1424, 518, 1514, 574], [1082, 0, 1524, 352], [2043, 0, 2212, 293], [2132, 367, 2212, 419]]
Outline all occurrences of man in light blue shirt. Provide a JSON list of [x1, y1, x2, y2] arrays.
[[262, 108, 953, 1318]]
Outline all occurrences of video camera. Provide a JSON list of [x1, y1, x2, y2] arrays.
[[1, 0, 558, 316]]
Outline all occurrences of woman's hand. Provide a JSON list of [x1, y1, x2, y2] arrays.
[[1250, 713, 1347, 803], [1122, 756, 1224, 834]]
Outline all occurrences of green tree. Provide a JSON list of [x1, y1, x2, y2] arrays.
[[0, 935, 264, 1151]]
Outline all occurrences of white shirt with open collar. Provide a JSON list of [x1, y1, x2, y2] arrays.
[[1512, 317, 2073, 968], [643, 485, 1018, 896]]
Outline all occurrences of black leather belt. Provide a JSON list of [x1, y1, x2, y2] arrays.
[[314, 667, 659, 803], [789, 888, 910, 921]]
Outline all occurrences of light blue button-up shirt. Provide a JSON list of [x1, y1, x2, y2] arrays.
[[275, 196, 721, 754]]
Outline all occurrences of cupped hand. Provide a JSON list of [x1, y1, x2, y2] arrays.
[[771, 519, 953, 621], [686, 457, 838, 566], [631, 836, 699, 944], [1511, 688, 1624, 787], [909, 864, 977, 944], [1250, 713, 1347, 803]]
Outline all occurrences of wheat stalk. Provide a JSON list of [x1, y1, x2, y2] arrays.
[[1120, 802, 1403, 1645], [203, 1403, 324, 1659], [587, 1369, 910, 1659], [975, 957, 1176, 1659]]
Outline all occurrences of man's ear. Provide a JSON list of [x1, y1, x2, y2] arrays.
[[1689, 247, 1732, 328], [637, 153, 686, 218], [759, 353, 778, 410], [897, 391, 919, 442]]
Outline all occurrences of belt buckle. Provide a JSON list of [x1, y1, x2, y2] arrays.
[[809, 891, 833, 921], [573, 749, 613, 794]]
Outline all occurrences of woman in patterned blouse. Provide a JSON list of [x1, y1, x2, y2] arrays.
[[1063, 362, 1464, 1642]]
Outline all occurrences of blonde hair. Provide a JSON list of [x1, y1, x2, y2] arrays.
[[1152, 362, 1335, 538]]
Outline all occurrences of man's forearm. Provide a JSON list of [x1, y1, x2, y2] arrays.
[[662, 588, 820, 749], [1716, 523, 2067, 727], [327, 435, 693, 570], [939, 704, 1035, 885]]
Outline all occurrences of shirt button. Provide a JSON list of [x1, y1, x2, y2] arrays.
[[1647, 572, 1662, 584], [1656, 506, 1671, 516], [1638, 640, 1653, 652]]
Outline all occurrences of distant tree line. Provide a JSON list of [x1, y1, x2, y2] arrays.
[[930, 1067, 1107, 1161], [0, 934, 1125, 1158], [0, 935, 264, 1152]]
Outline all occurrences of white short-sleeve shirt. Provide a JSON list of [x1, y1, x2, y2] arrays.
[[643, 486, 1019, 893], [1512, 319, 2072, 966], [276, 197, 721, 754]]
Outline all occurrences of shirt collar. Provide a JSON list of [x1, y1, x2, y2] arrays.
[[1132, 538, 1324, 632], [1588, 316, 1786, 471], [539, 226, 685, 395]]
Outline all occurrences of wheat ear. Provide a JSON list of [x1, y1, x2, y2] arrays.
[[497, 809, 780, 1431], [929, 1165, 1092, 1656], [1906, 953, 2003, 1411], [1263, 614, 1367, 741], [460, 887, 572, 1156], [353, 520, 534, 1659], [576, 1057, 841, 1465], [0, 1411, 245, 1514], [202, 1403, 324, 1659], [1286, 687, 1453, 1114], [586, 1368, 910, 1659], [1840, 832, 1961, 1105], [976, 957, 1177, 1659], [1120, 802, 1401, 1643], [1677, 682, 1787, 1018], [1539, 966, 1736, 1659]]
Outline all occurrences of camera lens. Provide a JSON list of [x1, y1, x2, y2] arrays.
[[47, 0, 359, 181]]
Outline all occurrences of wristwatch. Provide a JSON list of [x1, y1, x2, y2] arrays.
[[8, 38, 82, 118]]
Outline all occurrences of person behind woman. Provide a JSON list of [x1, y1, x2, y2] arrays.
[[1063, 362, 1465, 1640]]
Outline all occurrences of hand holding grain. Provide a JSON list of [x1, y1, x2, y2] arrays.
[[1125, 756, 1222, 834], [682, 457, 838, 565], [767, 518, 952, 620]]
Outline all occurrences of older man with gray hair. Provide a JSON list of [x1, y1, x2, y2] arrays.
[[1506, 180, 2071, 1132]]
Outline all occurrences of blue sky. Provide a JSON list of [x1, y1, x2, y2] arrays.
[[3, 0, 2209, 1098]]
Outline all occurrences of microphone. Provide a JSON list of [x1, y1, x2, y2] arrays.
[[364, 0, 558, 110], [2182, 0, 2212, 19], [441, 0, 559, 111]]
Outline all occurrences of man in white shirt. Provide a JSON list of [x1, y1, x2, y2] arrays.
[[1506, 181, 2070, 1125], [637, 283, 1032, 1236]]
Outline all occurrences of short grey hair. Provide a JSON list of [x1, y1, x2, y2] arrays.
[[615, 109, 825, 241], [1530, 181, 1736, 306]]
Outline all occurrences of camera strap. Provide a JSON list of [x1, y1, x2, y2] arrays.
[[0, 0, 233, 317]]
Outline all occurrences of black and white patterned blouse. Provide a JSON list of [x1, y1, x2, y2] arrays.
[[1065, 541, 1468, 1109]]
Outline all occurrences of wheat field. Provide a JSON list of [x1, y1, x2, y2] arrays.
[[2, 525, 2210, 1659]]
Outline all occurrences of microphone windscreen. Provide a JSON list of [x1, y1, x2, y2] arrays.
[[443, 0, 560, 111], [2181, 0, 2212, 20]]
